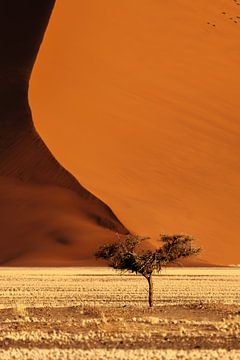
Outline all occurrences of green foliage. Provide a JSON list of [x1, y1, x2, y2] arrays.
[[95, 233, 201, 278]]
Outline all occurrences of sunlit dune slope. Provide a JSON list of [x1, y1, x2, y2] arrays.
[[30, 0, 240, 265]]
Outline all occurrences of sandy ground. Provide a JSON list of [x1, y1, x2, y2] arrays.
[[0, 268, 239, 359]]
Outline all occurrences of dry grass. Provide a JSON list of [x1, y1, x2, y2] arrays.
[[0, 267, 239, 359]]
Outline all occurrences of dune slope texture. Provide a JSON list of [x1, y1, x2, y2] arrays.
[[29, 0, 240, 265], [0, 1, 128, 266]]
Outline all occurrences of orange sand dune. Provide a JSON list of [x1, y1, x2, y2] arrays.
[[0, 1, 127, 266], [0, 176, 124, 266], [29, 0, 240, 265]]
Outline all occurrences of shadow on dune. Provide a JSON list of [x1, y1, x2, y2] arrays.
[[0, 0, 128, 266]]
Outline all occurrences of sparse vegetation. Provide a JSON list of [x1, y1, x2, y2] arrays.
[[95, 234, 201, 307], [13, 304, 28, 318], [0, 267, 239, 359]]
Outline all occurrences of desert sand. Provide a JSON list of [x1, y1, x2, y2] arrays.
[[0, 1, 240, 265], [0, 1, 127, 266], [30, 0, 240, 265]]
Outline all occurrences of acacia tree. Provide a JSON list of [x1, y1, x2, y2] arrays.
[[95, 234, 201, 307]]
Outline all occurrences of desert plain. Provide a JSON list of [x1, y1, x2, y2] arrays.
[[0, 267, 239, 359]]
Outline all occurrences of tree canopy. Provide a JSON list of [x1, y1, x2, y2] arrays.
[[95, 233, 201, 278]]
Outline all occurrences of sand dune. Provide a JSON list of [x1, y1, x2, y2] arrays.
[[28, 0, 240, 265], [0, 1, 127, 266], [1, 1, 239, 265], [0, 176, 127, 266]]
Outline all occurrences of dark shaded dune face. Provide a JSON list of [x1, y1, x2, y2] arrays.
[[0, 126, 128, 234], [0, 177, 122, 266], [0, 1, 128, 266]]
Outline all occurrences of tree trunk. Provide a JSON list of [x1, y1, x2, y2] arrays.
[[147, 274, 153, 307]]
